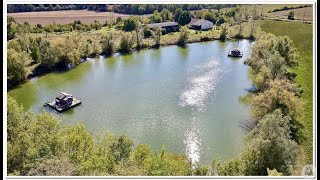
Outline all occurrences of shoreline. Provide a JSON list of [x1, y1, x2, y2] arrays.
[[8, 37, 251, 91]]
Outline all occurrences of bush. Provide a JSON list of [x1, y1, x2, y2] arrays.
[[143, 27, 152, 38], [177, 26, 189, 46], [119, 33, 134, 53], [219, 24, 228, 40], [101, 34, 116, 56], [123, 16, 138, 32], [7, 48, 32, 85], [288, 11, 295, 20]]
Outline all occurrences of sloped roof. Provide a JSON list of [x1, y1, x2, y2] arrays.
[[146, 22, 179, 28], [188, 19, 212, 26]]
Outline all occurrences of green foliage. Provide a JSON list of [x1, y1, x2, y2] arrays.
[[267, 168, 283, 176], [7, 48, 32, 85], [216, 158, 244, 176], [7, 16, 16, 40], [149, 10, 163, 23], [219, 24, 228, 40], [160, 9, 173, 22], [261, 20, 313, 164], [251, 79, 301, 119], [203, 12, 216, 24], [151, 28, 161, 47], [38, 40, 59, 69], [101, 33, 116, 56], [7, 96, 197, 176], [119, 33, 134, 53], [216, 17, 225, 26], [288, 11, 295, 20], [123, 16, 138, 32], [177, 26, 189, 46], [245, 33, 298, 89], [241, 110, 298, 175], [143, 146, 192, 176], [178, 11, 192, 26], [26, 157, 75, 176], [143, 27, 152, 38]]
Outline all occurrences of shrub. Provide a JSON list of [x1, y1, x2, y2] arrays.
[[177, 26, 189, 46], [119, 33, 134, 53]]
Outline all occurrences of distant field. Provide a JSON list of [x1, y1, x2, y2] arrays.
[[266, 7, 313, 21], [8, 10, 149, 25], [261, 20, 313, 166]]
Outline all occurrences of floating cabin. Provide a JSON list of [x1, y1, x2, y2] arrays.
[[45, 92, 81, 112], [228, 48, 243, 57]]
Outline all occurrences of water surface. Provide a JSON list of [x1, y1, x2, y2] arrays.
[[9, 40, 252, 164]]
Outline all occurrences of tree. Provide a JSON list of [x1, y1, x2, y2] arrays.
[[135, 22, 143, 49], [119, 33, 134, 53], [7, 16, 16, 40], [241, 110, 298, 175], [177, 11, 192, 25], [234, 10, 244, 38], [219, 24, 228, 40], [27, 157, 75, 176], [123, 16, 138, 32], [7, 48, 31, 85], [160, 9, 173, 22], [177, 26, 189, 46], [288, 11, 295, 20], [39, 40, 59, 69], [149, 10, 163, 23], [109, 135, 134, 162], [267, 168, 283, 176], [203, 12, 216, 24], [216, 16, 225, 26], [29, 37, 42, 63], [151, 28, 161, 47], [251, 78, 301, 119], [248, 18, 258, 40], [101, 34, 116, 56]]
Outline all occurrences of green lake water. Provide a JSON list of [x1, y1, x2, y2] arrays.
[[9, 40, 253, 165]]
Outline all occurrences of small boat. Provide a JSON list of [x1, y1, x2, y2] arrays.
[[44, 92, 81, 112], [228, 48, 243, 57]]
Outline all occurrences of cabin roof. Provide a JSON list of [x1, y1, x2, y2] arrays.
[[188, 19, 211, 26], [56, 92, 73, 101], [146, 22, 179, 28]]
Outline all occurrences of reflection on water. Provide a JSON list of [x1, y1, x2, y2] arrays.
[[179, 60, 222, 112], [184, 117, 202, 167]]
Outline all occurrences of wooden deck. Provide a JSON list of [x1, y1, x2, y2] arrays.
[[45, 98, 81, 112]]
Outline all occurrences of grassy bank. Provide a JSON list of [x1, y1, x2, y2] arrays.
[[261, 20, 313, 165]]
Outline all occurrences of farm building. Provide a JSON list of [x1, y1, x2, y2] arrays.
[[146, 22, 179, 33], [188, 19, 213, 30]]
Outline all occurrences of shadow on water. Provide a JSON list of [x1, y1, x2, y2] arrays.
[[105, 56, 118, 71], [177, 45, 189, 60], [37, 61, 93, 90], [8, 82, 38, 110]]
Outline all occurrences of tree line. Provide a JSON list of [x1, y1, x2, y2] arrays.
[[212, 33, 302, 175], [7, 4, 236, 14]]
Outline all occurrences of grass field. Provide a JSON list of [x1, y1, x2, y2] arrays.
[[266, 7, 313, 22], [261, 20, 313, 166], [7, 10, 149, 25]]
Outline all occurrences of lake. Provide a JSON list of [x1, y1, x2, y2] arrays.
[[8, 40, 252, 165]]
